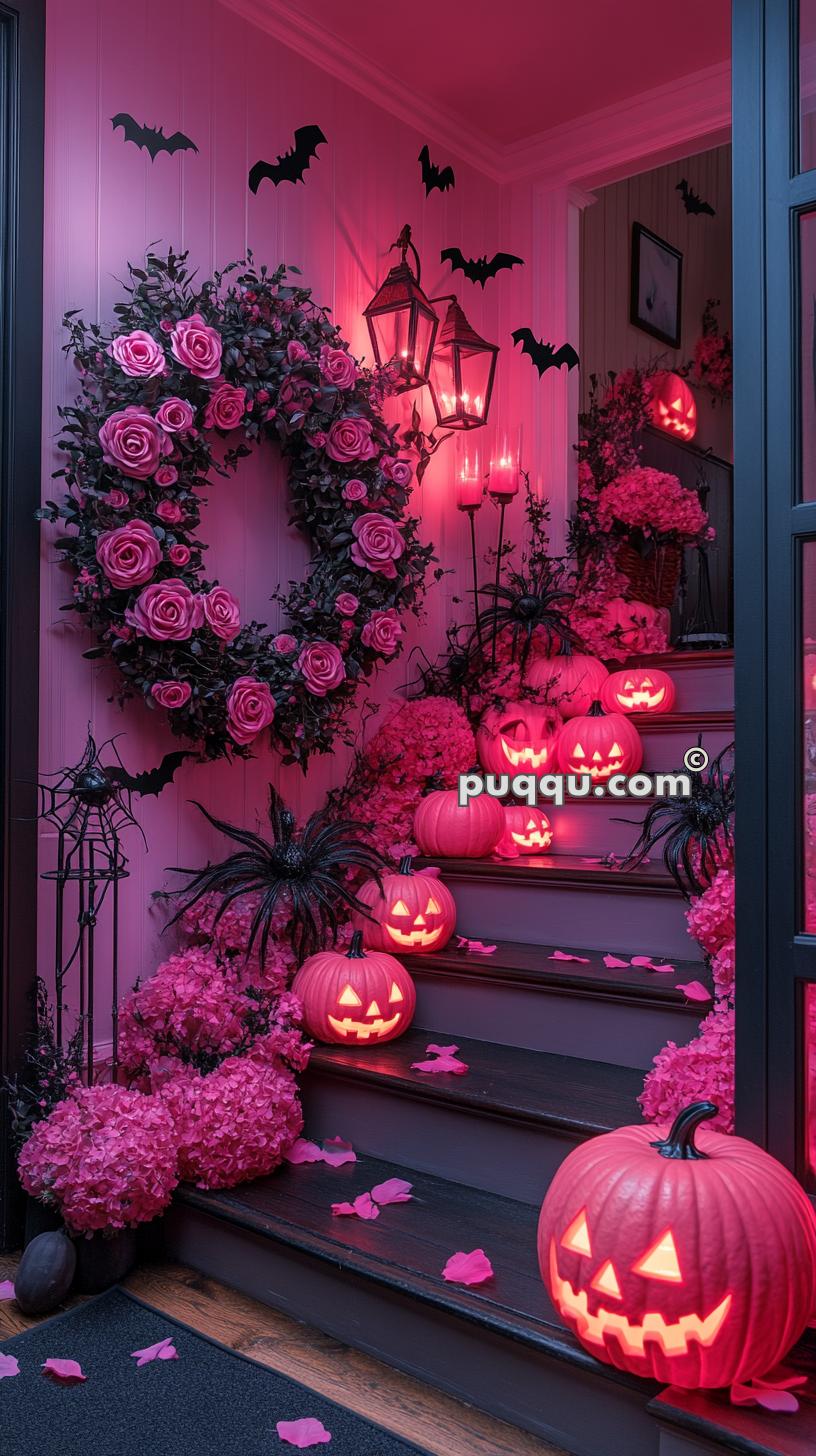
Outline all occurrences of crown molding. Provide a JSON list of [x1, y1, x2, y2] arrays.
[[220, 0, 731, 190]]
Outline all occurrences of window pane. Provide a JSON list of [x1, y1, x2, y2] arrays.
[[805, 984, 816, 1179], [802, 1, 816, 172], [800, 214, 816, 500], [805, 543, 816, 930]]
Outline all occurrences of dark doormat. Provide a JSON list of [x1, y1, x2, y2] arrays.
[[0, 1286, 432, 1455]]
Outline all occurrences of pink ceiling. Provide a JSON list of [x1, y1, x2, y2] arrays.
[[287, 0, 731, 145]]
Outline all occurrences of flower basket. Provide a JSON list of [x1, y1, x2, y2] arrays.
[[73, 1226, 138, 1294], [616, 541, 682, 609]]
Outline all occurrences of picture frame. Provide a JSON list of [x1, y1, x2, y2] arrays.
[[630, 223, 683, 348]]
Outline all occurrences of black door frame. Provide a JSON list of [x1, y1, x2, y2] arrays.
[[0, 0, 44, 1250]]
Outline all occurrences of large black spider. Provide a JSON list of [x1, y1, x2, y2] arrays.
[[619, 739, 734, 898], [476, 561, 576, 677], [167, 786, 387, 963]]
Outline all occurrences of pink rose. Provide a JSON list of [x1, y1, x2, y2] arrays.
[[226, 676, 275, 746], [286, 340, 310, 364], [151, 681, 192, 710], [335, 592, 358, 616], [381, 455, 413, 488], [319, 345, 357, 391], [204, 382, 247, 432], [95, 519, 161, 589], [156, 499, 183, 524], [278, 374, 314, 418], [108, 330, 165, 378], [154, 465, 178, 487], [297, 641, 346, 697], [350, 512, 404, 579], [168, 543, 191, 567], [325, 416, 377, 463], [273, 633, 297, 653], [361, 608, 403, 657], [99, 406, 169, 479], [125, 579, 203, 640], [342, 478, 367, 502], [202, 586, 241, 643], [156, 398, 195, 433], [170, 313, 223, 379], [159, 318, 175, 334], [104, 488, 129, 509]]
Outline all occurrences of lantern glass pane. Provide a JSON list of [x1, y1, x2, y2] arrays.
[[801, 0, 816, 173], [457, 344, 493, 422], [413, 307, 437, 379], [429, 342, 458, 422], [370, 305, 410, 370]]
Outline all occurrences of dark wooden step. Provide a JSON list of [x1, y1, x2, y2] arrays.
[[402, 938, 710, 1069], [649, 1346, 816, 1456], [165, 1152, 663, 1456], [302, 1029, 644, 1202], [419, 854, 682, 893]]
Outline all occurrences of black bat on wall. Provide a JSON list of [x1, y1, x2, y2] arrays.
[[440, 246, 524, 289], [511, 328, 579, 376], [418, 144, 455, 194], [248, 125, 328, 192], [111, 114, 199, 160], [676, 178, 716, 216], [106, 751, 192, 798]]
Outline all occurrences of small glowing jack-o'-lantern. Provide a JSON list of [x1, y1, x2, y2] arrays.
[[649, 371, 697, 441], [352, 857, 456, 953], [496, 804, 554, 857], [525, 648, 609, 720], [292, 931, 416, 1045], [538, 1102, 816, 1388], [555, 701, 643, 781], [601, 667, 676, 715], [476, 699, 562, 775]]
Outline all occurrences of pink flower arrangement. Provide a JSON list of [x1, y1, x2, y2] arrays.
[[98, 406, 170, 480], [297, 641, 346, 697], [119, 947, 256, 1076], [689, 298, 732, 401], [108, 330, 166, 379], [350, 512, 405, 579], [597, 467, 708, 542], [126, 578, 203, 640], [639, 1001, 735, 1132], [179, 891, 297, 989], [95, 519, 161, 590], [686, 868, 735, 955], [17, 1085, 178, 1233], [170, 313, 223, 379], [226, 675, 275, 745]]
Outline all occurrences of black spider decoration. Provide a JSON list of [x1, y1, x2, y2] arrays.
[[167, 786, 387, 963], [619, 739, 734, 898], [476, 560, 576, 677]]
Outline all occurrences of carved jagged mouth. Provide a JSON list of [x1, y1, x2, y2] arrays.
[[619, 690, 665, 709], [386, 925, 445, 948], [565, 759, 624, 780], [549, 1243, 731, 1358], [501, 736, 552, 768], [327, 1013, 402, 1039], [511, 833, 552, 850]]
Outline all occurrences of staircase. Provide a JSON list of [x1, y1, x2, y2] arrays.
[[164, 650, 785, 1456]]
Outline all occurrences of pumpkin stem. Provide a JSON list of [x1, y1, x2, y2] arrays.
[[398, 855, 414, 875], [347, 930, 367, 959], [587, 699, 606, 717], [651, 1101, 718, 1160]]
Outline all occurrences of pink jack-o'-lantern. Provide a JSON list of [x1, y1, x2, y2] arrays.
[[476, 699, 562, 774], [352, 858, 456, 953], [525, 648, 609, 720], [292, 931, 416, 1045], [649, 371, 697, 441], [601, 667, 676, 715], [555, 701, 643, 781], [496, 804, 554, 856]]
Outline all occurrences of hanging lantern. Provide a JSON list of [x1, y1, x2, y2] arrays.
[[428, 299, 499, 430], [363, 224, 439, 392]]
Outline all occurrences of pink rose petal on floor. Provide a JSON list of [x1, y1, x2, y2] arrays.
[[442, 1249, 494, 1286], [731, 1381, 803, 1412], [130, 1336, 178, 1366], [603, 954, 630, 969], [0, 1353, 20, 1379], [276, 1416, 332, 1447], [42, 1358, 86, 1384], [411, 1053, 469, 1075], [371, 1177, 413, 1206], [425, 1043, 459, 1056], [455, 937, 497, 954], [285, 1138, 324, 1165], [549, 950, 590, 964], [630, 955, 676, 973], [331, 1191, 379, 1220], [0, 1280, 15, 1300], [676, 980, 713, 1002], [330, 1201, 358, 1217], [320, 1137, 356, 1167]]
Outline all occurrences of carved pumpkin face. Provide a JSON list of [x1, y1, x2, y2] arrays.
[[476, 700, 562, 775], [496, 804, 553, 856], [601, 667, 676, 715], [538, 1103, 816, 1388], [352, 859, 456, 954], [525, 651, 609, 720], [555, 702, 643, 781], [650, 371, 697, 441], [292, 932, 416, 1045]]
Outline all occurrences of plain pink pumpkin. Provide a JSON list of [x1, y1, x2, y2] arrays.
[[413, 789, 504, 859], [525, 649, 609, 719]]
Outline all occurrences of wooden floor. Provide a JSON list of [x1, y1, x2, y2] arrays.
[[0, 1253, 566, 1456]]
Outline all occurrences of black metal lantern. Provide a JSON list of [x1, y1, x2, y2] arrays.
[[428, 298, 499, 431], [363, 224, 439, 392]]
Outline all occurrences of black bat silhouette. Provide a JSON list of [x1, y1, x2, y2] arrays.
[[418, 144, 455, 195], [511, 328, 579, 376], [111, 114, 198, 161], [676, 178, 716, 216], [441, 246, 524, 289], [248, 125, 327, 192], [106, 751, 192, 798]]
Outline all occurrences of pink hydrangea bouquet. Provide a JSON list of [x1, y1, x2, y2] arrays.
[[597, 466, 708, 545]]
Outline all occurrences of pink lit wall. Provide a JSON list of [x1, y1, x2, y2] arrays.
[[39, 0, 545, 1030]]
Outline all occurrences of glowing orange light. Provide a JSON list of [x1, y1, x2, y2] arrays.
[[591, 1259, 622, 1300], [561, 1208, 592, 1257], [634, 1230, 683, 1283]]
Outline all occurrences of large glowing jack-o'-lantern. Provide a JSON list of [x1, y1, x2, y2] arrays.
[[476, 700, 562, 775], [538, 1103, 816, 1388], [555, 701, 643, 781], [601, 667, 676, 716], [525, 648, 609, 720], [292, 931, 416, 1045], [496, 804, 554, 857], [649, 371, 698, 441], [414, 788, 504, 859], [352, 857, 456, 953]]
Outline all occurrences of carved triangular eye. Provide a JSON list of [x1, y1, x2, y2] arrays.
[[633, 1229, 682, 1282], [392, 899, 411, 916], [561, 1208, 592, 1257], [610, 742, 623, 757], [641, 678, 653, 687], [623, 680, 635, 690], [425, 896, 441, 914], [388, 981, 404, 1004], [526, 818, 537, 830], [572, 742, 585, 758], [591, 1259, 622, 1300], [338, 983, 362, 1008], [671, 397, 682, 410]]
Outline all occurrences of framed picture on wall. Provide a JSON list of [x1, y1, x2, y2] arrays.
[[630, 223, 683, 347]]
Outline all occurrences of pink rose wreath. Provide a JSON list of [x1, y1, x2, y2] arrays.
[[43, 249, 432, 764]]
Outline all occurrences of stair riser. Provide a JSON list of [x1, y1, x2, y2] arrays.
[[651, 663, 733, 713], [164, 1206, 661, 1456], [637, 726, 732, 771], [547, 801, 654, 857], [410, 971, 702, 1070], [447, 878, 693, 958], [301, 1072, 626, 1203]]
